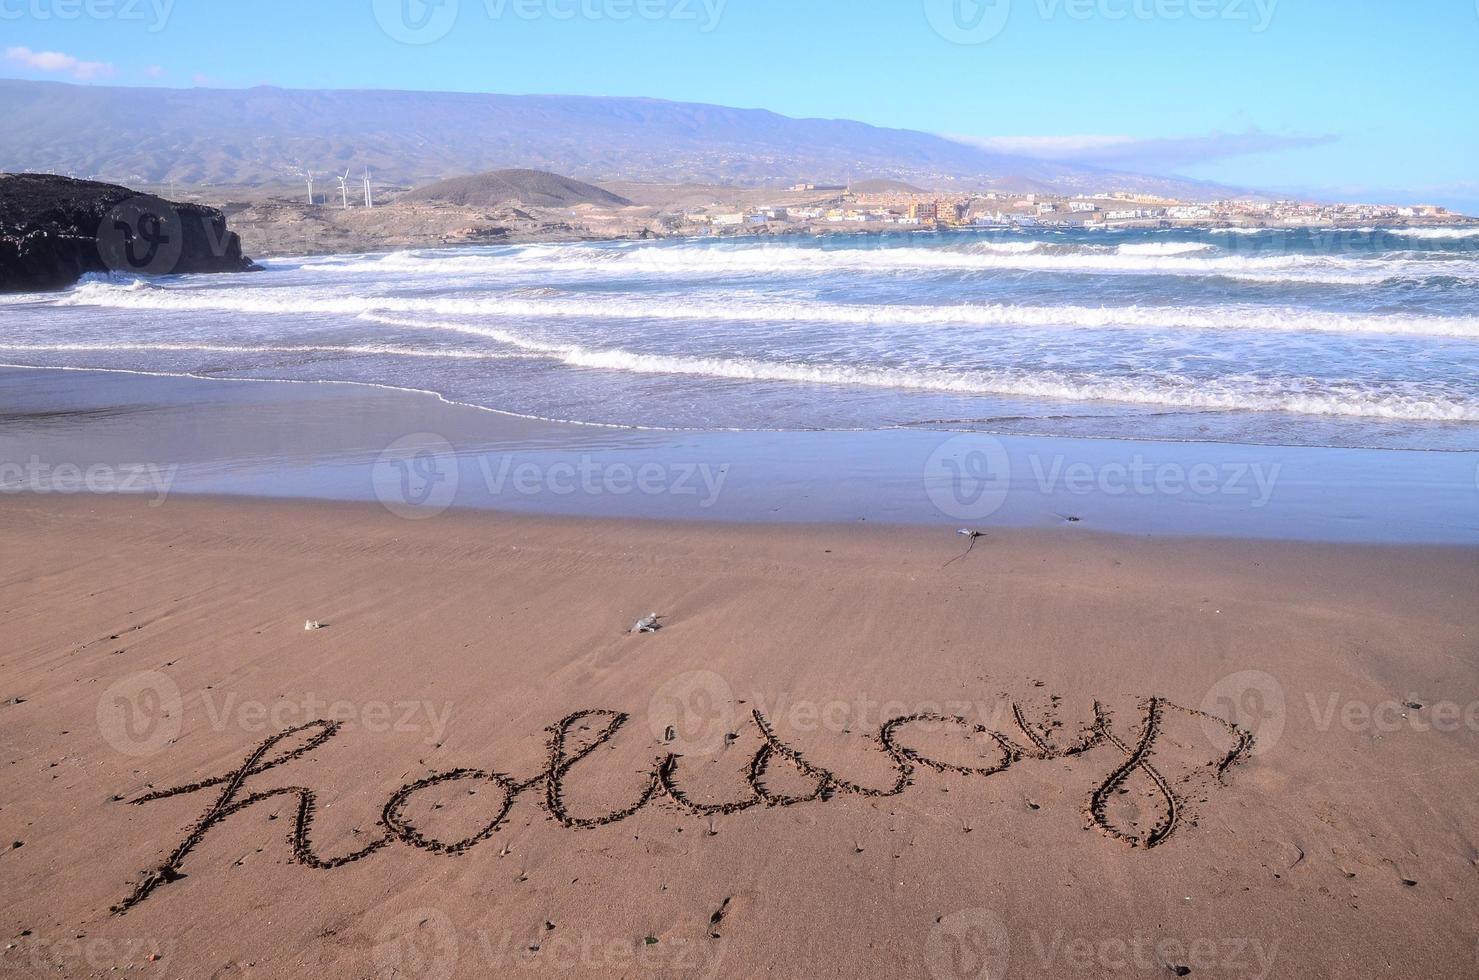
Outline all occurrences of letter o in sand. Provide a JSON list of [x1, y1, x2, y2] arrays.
[[384, 769, 516, 854]]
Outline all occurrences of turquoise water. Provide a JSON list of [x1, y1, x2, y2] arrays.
[[3, 226, 1479, 450]]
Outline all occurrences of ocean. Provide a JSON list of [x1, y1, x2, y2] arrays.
[[4, 226, 1479, 451]]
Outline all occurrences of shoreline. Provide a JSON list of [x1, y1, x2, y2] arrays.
[[235, 215, 1479, 261], [2, 364, 1477, 544]]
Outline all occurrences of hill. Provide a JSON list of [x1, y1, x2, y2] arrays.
[[401, 169, 631, 208], [0, 80, 1238, 201]]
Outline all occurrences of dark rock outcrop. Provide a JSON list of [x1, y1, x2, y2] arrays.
[[0, 173, 258, 294]]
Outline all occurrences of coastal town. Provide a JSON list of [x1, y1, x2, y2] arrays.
[[211, 172, 1473, 258], [672, 183, 1465, 234]]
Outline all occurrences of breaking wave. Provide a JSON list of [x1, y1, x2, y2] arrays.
[[57, 281, 1479, 339]]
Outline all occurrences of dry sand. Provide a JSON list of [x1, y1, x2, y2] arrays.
[[1, 494, 1477, 978]]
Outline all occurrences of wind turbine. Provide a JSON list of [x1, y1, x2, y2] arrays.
[[305, 170, 315, 206], [337, 169, 351, 209], [362, 169, 374, 209]]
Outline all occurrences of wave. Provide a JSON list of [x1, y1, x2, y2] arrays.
[[1113, 242, 1215, 256], [286, 241, 1463, 285], [965, 241, 1043, 254], [1365, 227, 1479, 240], [55, 281, 1479, 339], [962, 240, 1214, 256], [360, 314, 1479, 423]]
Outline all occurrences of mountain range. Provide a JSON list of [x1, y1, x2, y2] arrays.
[[0, 79, 1241, 200]]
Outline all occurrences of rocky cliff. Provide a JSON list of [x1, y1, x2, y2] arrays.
[[0, 173, 257, 293]]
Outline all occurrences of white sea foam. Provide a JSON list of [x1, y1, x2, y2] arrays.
[[1366, 227, 1479, 240], [1114, 242, 1215, 256], [967, 241, 1044, 254], [16, 234, 1479, 443], [54, 281, 1479, 339], [284, 241, 1461, 285], [359, 314, 1479, 423]]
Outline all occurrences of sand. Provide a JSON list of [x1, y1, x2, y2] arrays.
[[2, 493, 1477, 977]]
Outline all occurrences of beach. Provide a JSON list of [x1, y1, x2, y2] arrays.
[[2, 492, 1478, 978], [2, 365, 1479, 978], [3, 223, 1479, 978], [6, 2, 1479, 974]]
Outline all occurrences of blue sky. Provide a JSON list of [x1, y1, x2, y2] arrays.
[[4, 0, 1478, 209]]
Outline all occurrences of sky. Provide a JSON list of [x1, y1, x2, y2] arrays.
[[3, 0, 1478, 210]]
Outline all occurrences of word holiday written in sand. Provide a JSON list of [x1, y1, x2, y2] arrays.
[[113, 694, 1252, 913]]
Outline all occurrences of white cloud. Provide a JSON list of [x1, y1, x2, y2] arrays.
[[4, 46, 115, 81], [145, 65, 167, 79], [951, 128, 1338, 172]]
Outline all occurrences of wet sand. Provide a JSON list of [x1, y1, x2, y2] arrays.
[[3, 366, 1477, 543], [2, 492, 1478, 978]]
